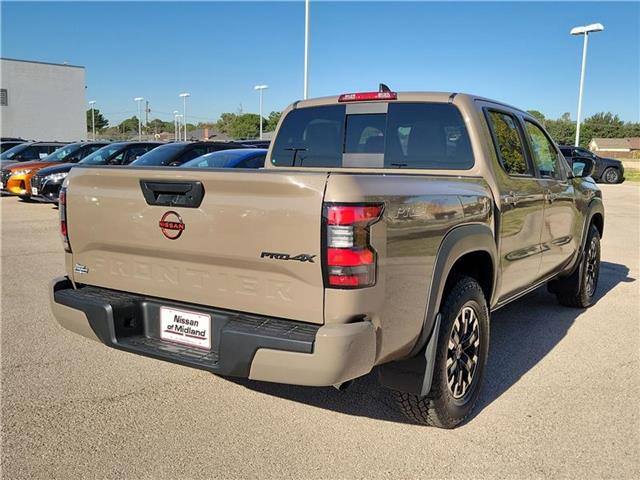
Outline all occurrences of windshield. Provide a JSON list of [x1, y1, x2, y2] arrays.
[[271, 102, 473, 169], [181, 150, 264, 168], [131, 143, 185, 166], [79, 144, 125, 165], [45, 144, 83, 162], [0, 143, 31, 160]]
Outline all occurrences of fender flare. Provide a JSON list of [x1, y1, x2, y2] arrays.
[[378, 223, 497, 396], [557, 196, 605, 279]]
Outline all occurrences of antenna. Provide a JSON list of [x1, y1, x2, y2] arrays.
[[379, 83, 391, 93]]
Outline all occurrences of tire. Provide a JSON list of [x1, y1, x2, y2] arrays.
[[552, 224, 601, 308], [602, 167, 620, 184], [393, 276, 489, 428]]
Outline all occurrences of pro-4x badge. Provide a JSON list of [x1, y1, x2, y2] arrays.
[[260, 252, 316, 263], [74, 264, 89, 274]]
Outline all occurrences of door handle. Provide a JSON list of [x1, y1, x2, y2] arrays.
[[501, 192, 519, 206]]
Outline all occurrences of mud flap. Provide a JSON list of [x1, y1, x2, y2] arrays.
[[377, 313, 441, 396]]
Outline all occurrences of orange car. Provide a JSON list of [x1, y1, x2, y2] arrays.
[[2, 142, 107, 198]]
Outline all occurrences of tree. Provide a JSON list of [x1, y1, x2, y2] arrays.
[[118, 116, 140, 134], [526, 110, 546, 123], [147, 118, 174, 133], [216, 112, 238, 134], [86, 108, 108, 132], [265, 111, 282, 132], [228, 113, 263, 139]]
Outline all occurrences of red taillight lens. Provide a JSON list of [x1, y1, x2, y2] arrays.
[[59, 188, 71, 253], [324, 203, 382, 289], [338, 91, 398, 102]]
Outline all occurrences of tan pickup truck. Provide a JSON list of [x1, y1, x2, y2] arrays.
[[50, 89, 604, 428]]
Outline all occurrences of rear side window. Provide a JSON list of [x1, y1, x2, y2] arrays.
[[384, 103, 473, 169], [271, 103, 473, 169], [486, 111, 530, 176]]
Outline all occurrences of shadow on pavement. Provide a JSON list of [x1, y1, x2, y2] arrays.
[[226, 261, 634, 425]]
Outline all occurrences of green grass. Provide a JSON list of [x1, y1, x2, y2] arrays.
[[624, 171, 640, 182]]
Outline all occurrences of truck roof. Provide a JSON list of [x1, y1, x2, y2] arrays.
[[291, 91, 527, 116]]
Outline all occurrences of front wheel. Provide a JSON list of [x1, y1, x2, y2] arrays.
[[393, 276, 489, 428], [552, 224, 601, 308]]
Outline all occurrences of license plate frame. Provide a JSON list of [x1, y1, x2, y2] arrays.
[[160, 306, 211, 350], [31, 187, 38, 196]]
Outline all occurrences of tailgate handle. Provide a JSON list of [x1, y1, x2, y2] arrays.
[[140, 180, 204, 208]]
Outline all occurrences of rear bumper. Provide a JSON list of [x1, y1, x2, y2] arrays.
[[50, 277, 376, 386]]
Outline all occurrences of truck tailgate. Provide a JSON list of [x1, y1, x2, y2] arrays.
[[65, 167, 328, 324]]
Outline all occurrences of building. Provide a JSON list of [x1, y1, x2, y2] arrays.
[[186, 127, 232, 142], [589, 137, 640, 159], [1, 58, 86, 141]]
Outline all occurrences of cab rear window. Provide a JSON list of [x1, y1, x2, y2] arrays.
[[270, 102, 474, 169]]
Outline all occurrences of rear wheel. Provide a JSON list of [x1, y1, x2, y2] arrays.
[[393, 276, 489, 428], [552, 224, 601, 308], [602, 167, 620, 184]]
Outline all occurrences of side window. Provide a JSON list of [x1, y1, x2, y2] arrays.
[[524, 121, 560, 179], [110, 151, 125, 164], [237, 154, 266, 169], [38, 146, 52, 158], [179, 147, 207, 164], [384, 103, 474, 169], [19, 147, 38, 160], [124, 147, 148, 164], [486, 111, 530, 176]]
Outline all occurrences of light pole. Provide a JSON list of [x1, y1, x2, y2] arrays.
[[304, 0, 309, 99], [173, 110, 180, 141], [179, 92, 190, 141], [134, 97, 144, 140], [176, 114, 183, 141], [254, 85, 268, 139], [88, 100, 96, 141], [570, 23, 604, 147]]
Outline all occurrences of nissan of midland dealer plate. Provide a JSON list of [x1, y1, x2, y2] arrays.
[[160, 307, 211, 349]]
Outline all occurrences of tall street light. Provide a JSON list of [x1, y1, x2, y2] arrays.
[[134, 97, 144, 140], [173, 110, 180, 142], [570, 23, 604, 147], [88, 100, 96, 141], [254, 85, 268, 139], [303, 0, 310, 99], [176, 114, 183, 140], [179, 92, 190, 141]]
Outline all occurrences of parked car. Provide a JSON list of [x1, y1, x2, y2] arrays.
[[50, 90, 603, 429], [31, 142, 162, 203], [230, 139, 271, 149], [0, 140, 27, 153], [180, 148, 267, 169], [130, 141, 244, 167], [559, 145, 625, 184], [0, 141, 68, 169], [1, 142, 108, 199]]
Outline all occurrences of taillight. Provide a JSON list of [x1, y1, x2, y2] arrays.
[[59, 187, 71, 253], [338, 91, 397, 102], [323, 203, 383, 289]]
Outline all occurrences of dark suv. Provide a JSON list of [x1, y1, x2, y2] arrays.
[[559, 145, 625, 184], [31, 142, 162, 203], [130, 142, 244, 167]]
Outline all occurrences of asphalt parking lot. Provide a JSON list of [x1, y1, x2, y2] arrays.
[[1, 184, 638, 479]]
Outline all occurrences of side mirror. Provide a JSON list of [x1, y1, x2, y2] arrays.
[[572, 157, 595, 178], [107, 157, 121, 165]]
